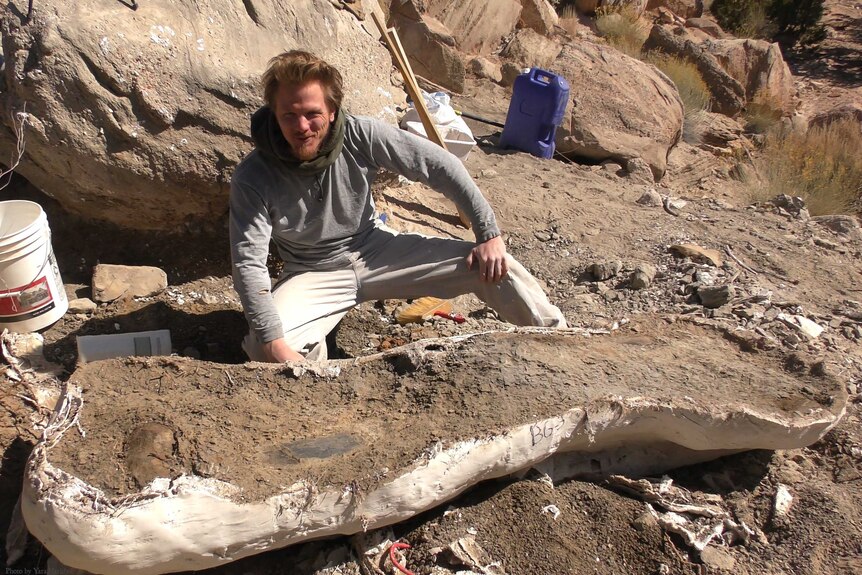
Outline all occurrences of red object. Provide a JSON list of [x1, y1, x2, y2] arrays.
[[388, 542, 415, 575], [433, 310, 466, 323]]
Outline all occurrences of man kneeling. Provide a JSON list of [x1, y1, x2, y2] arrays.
[[230, 50, 566, 362]]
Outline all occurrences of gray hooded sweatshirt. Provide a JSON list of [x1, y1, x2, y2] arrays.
[[229, 112, 500, 344]]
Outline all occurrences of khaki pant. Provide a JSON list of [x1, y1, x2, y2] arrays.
[[243, 226, 567, 361]]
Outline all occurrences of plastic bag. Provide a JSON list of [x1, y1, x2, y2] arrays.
[[400, 91, 476, 160]]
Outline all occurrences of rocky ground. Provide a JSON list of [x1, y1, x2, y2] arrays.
[[2, 2, 862, 575]]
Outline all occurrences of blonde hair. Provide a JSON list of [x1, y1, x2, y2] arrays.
[[261, 50, 344, 111]]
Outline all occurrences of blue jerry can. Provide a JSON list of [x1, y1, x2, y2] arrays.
[[499, 67, 570, 159]]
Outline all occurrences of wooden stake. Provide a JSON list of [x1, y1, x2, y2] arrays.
[[371, 12, 471, 228]]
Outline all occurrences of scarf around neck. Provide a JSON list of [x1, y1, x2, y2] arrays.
[[250, 105, 346, 176]]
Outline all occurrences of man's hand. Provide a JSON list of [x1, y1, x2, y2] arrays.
[[262, 338, 305, 363], [466, 235, 509, 283]]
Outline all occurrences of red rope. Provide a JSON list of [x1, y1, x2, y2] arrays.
[[388, 541, 415, 575]]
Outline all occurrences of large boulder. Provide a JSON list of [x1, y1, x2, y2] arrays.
[[554, 41, 684, 180], [643, 25, 746, 116], [702, 38, 797, 116], [500, 28, 563, 73], [424, 0, 522, 55], [685, 17, 728, 38], [646, 0, 703, 19], [0, 0, 398, 231], [517, 0, 560, 36], [809, 102, 862, 130], [389, 2, 466, 93]]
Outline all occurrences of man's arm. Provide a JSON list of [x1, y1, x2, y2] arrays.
[[229, 178, 300, 360], [354, 117, 502, 243], [356, 117, 511, 281]]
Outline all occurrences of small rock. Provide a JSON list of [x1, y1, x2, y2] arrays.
[[629, 264, 656, 290], [601, 161, 623, 174], [625, 157, 655, 183], [699, 546, 736, 571], [479, 169, 498, 178], [777, 313, 824, 339], [693, 270, 714, 285], [669, 244, 723, 267], [67, 297, 97, 313], [468, 56, 502, 82], [636, 188, 663, 207], [813, 236, 846, 253], [810, 214, 862, 238], [632, 512, 658, 532], [534, 231, 552, 242], [92, 264, 168, 302], [698, 284, 734, 308], [590, 260, 622, 281]]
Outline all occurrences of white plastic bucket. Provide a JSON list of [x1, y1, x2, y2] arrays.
[[0, 200, 68, 333]]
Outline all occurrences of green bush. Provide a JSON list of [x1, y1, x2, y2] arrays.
[[710, 0, 825, 45]]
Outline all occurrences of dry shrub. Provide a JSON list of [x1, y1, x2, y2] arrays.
[[750, 119, 862, 216], [559, 4, 580, 37], [743, 90, 785, 134], [595, 5, 649, 57], [646, 54, 711, 143], [649, 55, 711, 117]]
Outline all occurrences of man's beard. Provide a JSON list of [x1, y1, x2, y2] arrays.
[[291, 124, 330, 161]]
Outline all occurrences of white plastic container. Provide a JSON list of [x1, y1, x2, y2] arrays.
[[76, 329, 172, 363], [404, 120, 477, 161], [0, 200, 68, 333]]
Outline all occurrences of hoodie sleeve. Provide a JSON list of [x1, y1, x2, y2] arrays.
[[351, 117, 501, 243], [229, 173, 283, 344]]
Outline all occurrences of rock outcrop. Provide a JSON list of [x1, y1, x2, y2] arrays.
[[389, 2, 467, 93], [499, 28, 563, 75], [0, 0, 398, 231], [703, 38, 797, 117], [423, 0, 522, 54], [576, 0, 648, 15], [647, 0, 703, 19], [554, 41, 684, 180], [517, 0, 560, 36], [685, 16, 727, 38], [809, 102, 862, 129], [643, 25, 746, 116]]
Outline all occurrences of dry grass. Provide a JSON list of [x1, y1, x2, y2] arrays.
[[648, 54, 711, 116], [646, 54, 712, 143], [748, 119, 862, 216], [595, 5, 649, 57], [743, 90, 785, 134], [558, 4, 580, 37]]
